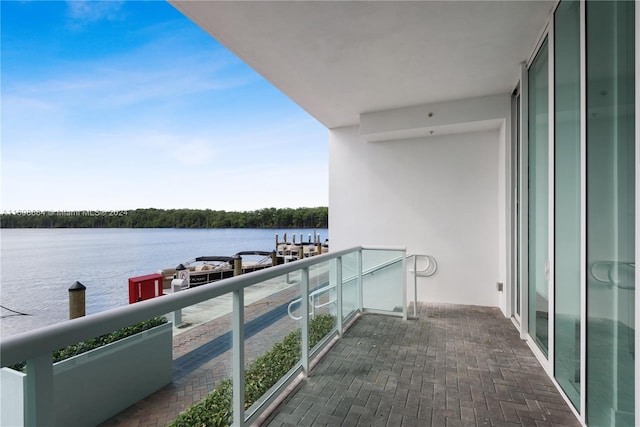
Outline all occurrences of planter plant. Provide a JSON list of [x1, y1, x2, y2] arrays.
[[9, 316, 168, 372], [171, 314, 335, 427], [1, 317, 172, 427]]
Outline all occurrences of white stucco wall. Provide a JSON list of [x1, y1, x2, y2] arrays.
[[329, 125, 502, 308]]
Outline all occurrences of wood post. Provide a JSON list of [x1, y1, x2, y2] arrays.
[[69, 281, 86, 319], [234, 256, 243, 276]]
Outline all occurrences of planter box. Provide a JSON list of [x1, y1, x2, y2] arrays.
[[1, 322, 172, 426]]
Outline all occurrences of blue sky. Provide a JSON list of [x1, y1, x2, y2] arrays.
[[1, 1, 328, 212]]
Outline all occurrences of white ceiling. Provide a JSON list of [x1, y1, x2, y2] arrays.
[[170, 1, 554, 129]]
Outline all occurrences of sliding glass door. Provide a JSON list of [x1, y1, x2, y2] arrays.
[[528, 38, 550, 357], [553, 0, 581, 410], [586, 1, 635, 425], [514, 1, 636, 424]]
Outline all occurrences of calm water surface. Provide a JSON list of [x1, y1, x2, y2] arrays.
[[0, 228, 327, 337]]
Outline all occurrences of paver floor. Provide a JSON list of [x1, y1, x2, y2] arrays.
[[264, 303, 581, 427], [102, 301, 581, 427]]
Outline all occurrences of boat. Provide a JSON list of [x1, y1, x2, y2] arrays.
[[157, 251, 277, 289], [128, 233, 328, 303]]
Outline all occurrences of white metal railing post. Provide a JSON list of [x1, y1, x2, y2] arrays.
[[402, 250, 407, 321], [336, 256, 343, 337], [25, 354, 54, 427], [357, 249, 363, 312], [300, 267, 309, 376], [171, 279, 186, 328], [232, 289, 245, 427], [413, 254, 418, 318]]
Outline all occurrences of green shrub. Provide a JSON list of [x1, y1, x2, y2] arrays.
[[171, 314, 335, 427], [9, 317, 167, 372]]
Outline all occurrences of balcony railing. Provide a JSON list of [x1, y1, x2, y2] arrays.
[[0, 245, 407, 426]]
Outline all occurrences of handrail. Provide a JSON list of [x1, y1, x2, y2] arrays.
[[407, 254, 438, 318], [361, 245, 407, 252], [288, 283, 336, 320], [286, 255, 405, 320], [0, 246, 360, 367], [409, 254, 438, 277]]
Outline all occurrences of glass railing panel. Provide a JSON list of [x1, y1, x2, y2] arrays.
[[303, 259, 336, 358], [170, 293, 233, 426], [243, 272, 301, 419], [340, 251, 359, 321], [305, 259, 334, 319], [309, 259, 331, 297], [361, 249, 405, 313]]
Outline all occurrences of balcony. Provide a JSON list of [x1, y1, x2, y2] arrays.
[[262, 304, 580, 426], [0, 247, 579, 426]]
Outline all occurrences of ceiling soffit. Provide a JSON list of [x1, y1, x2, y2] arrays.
[[171, 1, 554, 129]]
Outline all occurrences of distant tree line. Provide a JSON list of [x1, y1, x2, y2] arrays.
[[0, 207, 328, 229]]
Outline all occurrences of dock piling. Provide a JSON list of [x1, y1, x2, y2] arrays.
[[69, 281, 86, 319], [234, 256, 243, 276]]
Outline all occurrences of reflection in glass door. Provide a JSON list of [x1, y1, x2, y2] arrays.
[[586, 1, 635, 426], [528, 38, 549, 356], [553, 0, 581, 410]]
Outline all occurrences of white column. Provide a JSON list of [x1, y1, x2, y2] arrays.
[[25, 354, 54, 427]]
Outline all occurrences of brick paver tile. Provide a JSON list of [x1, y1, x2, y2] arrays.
[[262, 303, 581, 427]]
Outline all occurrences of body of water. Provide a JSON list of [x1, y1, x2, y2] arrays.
[[0, 228, 328, 337]]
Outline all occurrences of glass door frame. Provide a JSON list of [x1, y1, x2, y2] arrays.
[[522, 23, 555, 371], [517, 61, 530, 342], [510, 84, 521, 326]]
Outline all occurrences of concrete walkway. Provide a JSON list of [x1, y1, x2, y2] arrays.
[[264, 303, 581, 427]]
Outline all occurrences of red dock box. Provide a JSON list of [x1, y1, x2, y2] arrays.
[[128, 273, 163, 304]]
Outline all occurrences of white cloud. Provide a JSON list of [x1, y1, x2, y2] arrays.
[[66, 1, 125, 27], [3, 52, 251, 115]]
